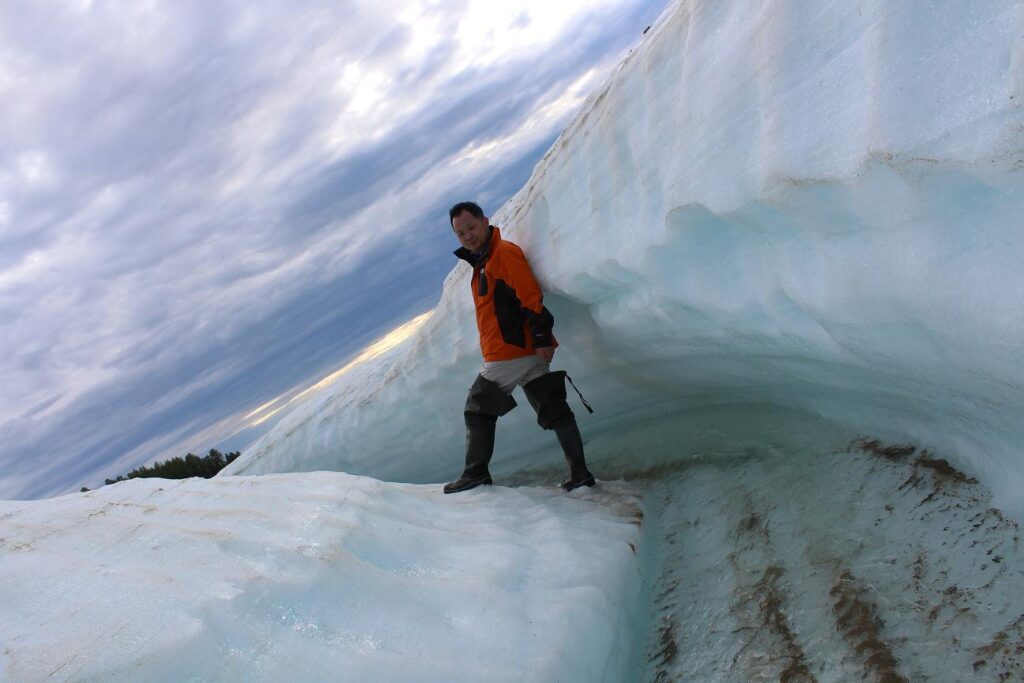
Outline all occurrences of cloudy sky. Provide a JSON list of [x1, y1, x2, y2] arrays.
[[0, 0, 667, 499]]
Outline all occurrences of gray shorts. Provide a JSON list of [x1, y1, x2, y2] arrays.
[[480, 355, 551, 394]]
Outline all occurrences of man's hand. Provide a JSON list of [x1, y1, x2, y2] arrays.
[[535, 346, 555, 362]]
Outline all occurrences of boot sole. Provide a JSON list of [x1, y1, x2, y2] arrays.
[[561, 476, 596, 492], [443, 477, 493, 494]]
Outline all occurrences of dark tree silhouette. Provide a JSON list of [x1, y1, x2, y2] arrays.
[[103, 449, 241, 486]]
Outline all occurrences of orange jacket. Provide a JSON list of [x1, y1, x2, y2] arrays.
[[455, 227, 557, 362]]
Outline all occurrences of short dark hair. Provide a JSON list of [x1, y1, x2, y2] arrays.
[[449, 201, 484, 226]]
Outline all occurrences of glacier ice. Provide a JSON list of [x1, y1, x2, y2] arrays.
[[5, 0, 1024, 680], [0, 475, 644, 681], [225, 0, 1024, 518]]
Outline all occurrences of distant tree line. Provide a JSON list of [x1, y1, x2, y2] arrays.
[[94, 449, 241, 488]]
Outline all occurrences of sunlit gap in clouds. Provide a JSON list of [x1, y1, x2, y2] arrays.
[[241, 309, 434, 429]]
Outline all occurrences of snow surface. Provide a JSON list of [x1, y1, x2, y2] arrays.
[[222, 0, 1024, 521], [0, 475, 643, 681], [5, 0, 1024, 680]]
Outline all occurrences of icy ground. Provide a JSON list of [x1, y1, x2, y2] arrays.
[[0, 474, 644, 681], [5, 410, 1023, 681], [611, 412, 1024, 682]]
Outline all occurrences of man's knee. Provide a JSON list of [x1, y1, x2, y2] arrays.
[[464, 374, 517, 419], [522, 371, 574, 430]]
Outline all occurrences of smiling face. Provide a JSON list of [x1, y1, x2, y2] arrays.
[[451, 210, 491, 252]]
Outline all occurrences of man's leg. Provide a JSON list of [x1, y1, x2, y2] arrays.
[[444, 375, 517, 494], [522, 371, 596, 491]]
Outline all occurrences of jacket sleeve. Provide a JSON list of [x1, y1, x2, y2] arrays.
[[497, 244, 555, 347]]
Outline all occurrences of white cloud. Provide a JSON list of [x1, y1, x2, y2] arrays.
[[453, 0, 621, 66], [16, 150, 56, 185]]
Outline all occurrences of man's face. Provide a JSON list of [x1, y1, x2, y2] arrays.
[[451, 211, 490, 252]]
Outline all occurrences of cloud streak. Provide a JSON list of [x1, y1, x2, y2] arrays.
[[0, 0, 668, 498]]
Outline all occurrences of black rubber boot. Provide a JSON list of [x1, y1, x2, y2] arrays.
[[443, 414, 496, 494], [523, 372, 596, 491], [554, 417, 595, 491], [444, 375, 517, 494]]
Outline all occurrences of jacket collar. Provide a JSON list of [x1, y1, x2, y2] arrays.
[[454, 226, 499, 266]]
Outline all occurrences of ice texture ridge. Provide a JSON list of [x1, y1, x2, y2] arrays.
[[223, 0, 1024, 515]]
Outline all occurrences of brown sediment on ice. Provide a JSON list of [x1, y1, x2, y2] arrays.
[[649, 613, 679, 680], [898, 450, 979, 508], [915, 452, 977, 484], [726, 508, 815, 682], [983, 507, 1019, 531], [748, 565, 816, 683], [853, 438, 979, 504], [855, 438, 917, 461], [733, 510, 770, 543], [635, 443, 1024, 682], [923, 582, 973, 629], [973, 613, 1024, 681], [615, 458, 694, 482], [608, 499, 645, 527], [830, 569, 908, 683]]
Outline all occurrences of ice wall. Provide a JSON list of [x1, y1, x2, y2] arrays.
[[223, 1, 1024, 514]]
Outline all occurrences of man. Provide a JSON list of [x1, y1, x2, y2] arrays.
[[443, 201, 596, 494]]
